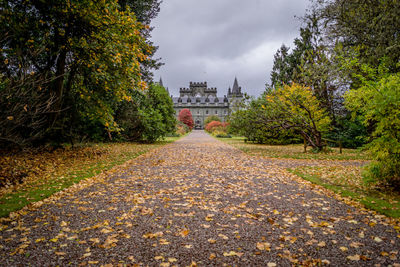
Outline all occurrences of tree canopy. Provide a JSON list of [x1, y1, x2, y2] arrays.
[[0, 0, 172, 147]]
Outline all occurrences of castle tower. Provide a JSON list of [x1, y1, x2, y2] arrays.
[[227, 77, 243, 98]]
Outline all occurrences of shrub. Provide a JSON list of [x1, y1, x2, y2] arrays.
[[176, 121, 190, 136], [178, 109, 194, 130], [204, 115, 221, 125], [345, 68, 400, 189], [205, 121, 222, 132]]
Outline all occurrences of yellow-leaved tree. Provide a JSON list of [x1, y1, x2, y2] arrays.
[[264, 83, 331, 151]]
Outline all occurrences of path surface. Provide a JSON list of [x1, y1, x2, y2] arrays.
[[1, 131, 399, 266]]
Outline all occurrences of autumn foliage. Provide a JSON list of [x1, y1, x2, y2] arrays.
[[205, 121, 222, 132], [178, 109, 194, 130]]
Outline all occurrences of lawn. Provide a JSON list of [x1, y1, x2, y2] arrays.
[[0, 137, 179, 218], [219, 136, 400, 218], [220, 136, 371, 161]]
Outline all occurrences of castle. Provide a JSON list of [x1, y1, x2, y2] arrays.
[[162, 78, 244, 129]]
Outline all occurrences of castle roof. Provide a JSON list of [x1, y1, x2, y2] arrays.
[[172, 96, 228, 105], [232, 77, 240, 94]]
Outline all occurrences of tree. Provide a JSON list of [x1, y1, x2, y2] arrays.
[[115, 84, 175, 143], [319, 0, 400, 72], [345, 62, 400, 188], [118, 0, 163, 83], [0, 0, 153, 146], [178, 109, 194, 130], [270, 44, 293, 87], [229, 95, 299, 144], [264, 83, 331, 151]]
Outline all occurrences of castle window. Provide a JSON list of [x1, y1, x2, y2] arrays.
[[215, 110, 218, 114], [206, 110, 208, 114]]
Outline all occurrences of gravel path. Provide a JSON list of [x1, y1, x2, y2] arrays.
[[1, 131, 399, 266]]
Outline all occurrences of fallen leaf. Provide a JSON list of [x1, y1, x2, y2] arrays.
[[256, 242, 271, 251], [347, 254, 360, 261], [168, 258, 177, 263], [178, 229, 190, 237], [223, 251, 243, 257], [218, 234, 228, 240]]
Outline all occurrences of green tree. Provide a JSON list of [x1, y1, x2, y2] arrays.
[[345, 62, 400, 187], [116, 84, 175, 143], [0, 0, 152, 146], [229, 95, 299, 144], [318, 0, 400, 72], [270, 44, 293, 87]]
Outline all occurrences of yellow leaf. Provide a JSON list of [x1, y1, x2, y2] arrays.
[[256, 242, 271, 251], [347, 254, 360, 261], [178, 229, 190, 237], [168, 258, 177, 263], [223, 251, 243, 257], [208, 238, 216, 244]]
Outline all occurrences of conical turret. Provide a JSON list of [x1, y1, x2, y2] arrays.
[[228, 77, 243, 98]]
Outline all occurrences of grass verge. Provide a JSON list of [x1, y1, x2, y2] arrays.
[[217, 136, 371, 160], [289, 167, 400, 218], [0, 137, 179, 218]]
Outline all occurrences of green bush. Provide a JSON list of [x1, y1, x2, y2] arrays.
[[345, 65, 400, 189]]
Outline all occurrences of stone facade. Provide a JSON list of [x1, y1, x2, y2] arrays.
[[169, 78, 244, 129]]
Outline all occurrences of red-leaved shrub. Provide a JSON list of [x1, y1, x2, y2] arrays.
[[178, 109, 194, 129], [205, 121, 222, 132]]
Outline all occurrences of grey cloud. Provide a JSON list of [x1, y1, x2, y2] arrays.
[[151, 0, 310, 96]]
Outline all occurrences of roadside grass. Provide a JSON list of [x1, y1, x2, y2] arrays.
[[219, 136, 400, 218], [289, 167, 400, 218], [0, 137, 179, 218], [218, 136, 371, 161]]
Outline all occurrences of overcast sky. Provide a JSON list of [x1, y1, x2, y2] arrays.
[[151, 0, 310, 97]]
